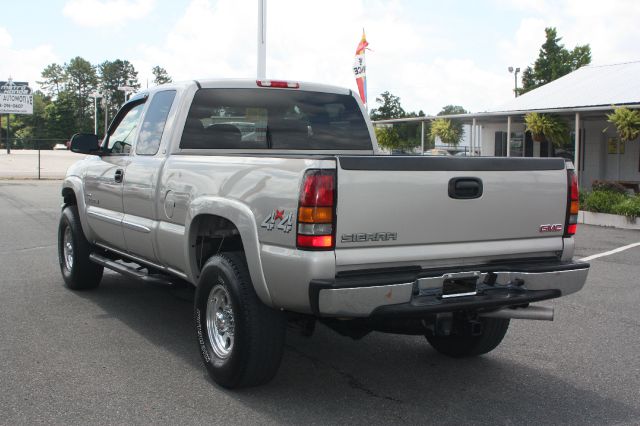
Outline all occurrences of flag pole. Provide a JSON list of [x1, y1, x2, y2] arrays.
[[363, 28, 368, 112]]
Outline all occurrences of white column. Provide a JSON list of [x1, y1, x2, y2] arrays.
[[506, 116, 511, 157], [471, 118, 476, 155], [421, 121, 425, 155], [575, 112, 580, 184], [257, 0, 267, 79]]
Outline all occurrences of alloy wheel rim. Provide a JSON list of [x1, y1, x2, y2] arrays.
[[63, 226, 74, 271], [206, 284, 235, 359]]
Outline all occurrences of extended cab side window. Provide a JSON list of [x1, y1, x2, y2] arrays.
[[136, 90, 177, 156], [105, 102, 145, 154]]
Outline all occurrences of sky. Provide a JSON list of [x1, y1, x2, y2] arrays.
[[1, 0, 639, 114]]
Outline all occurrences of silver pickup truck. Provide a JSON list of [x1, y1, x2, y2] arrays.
[[59, 79, 589, 388]]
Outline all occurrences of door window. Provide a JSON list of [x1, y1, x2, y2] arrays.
[[107, 103, 145, 154], [136, 90, 177, 155]]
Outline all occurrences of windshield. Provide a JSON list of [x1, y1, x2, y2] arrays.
[[180, 88, 372, 150]]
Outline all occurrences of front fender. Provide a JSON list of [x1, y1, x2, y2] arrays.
[[62, 176, 95, 243], [185, 196, 273, 307]]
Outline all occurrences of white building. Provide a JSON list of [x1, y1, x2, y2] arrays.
[[468, 61, 640, 190]]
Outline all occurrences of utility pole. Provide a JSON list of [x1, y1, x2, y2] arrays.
[[7, 113, 10, 154], [117, 86, 135, 105], [508, 66, 520, 97], [257, 0, 266, 79], [89, 92, 102, 135], [102, 97, 108, 138]]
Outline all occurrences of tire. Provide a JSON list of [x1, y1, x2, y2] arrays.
[[194, 253, 286, 389], [425, 317, 510, 358], [57, 205, 103, 290]]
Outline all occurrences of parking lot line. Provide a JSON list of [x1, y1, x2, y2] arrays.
[[579, 242, 640, 262]]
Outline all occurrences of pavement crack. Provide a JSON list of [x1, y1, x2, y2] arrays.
[[286, 344, 403, 404], [0, 244, 56, 256]]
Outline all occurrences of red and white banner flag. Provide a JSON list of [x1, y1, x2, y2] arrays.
[[353, 29, 369, 106]]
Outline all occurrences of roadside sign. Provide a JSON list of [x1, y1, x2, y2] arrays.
[[0, 80, 33, 114]]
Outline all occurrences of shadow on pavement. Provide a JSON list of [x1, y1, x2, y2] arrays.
[[78, 272, 639, 424]]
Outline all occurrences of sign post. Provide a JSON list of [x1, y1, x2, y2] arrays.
[[0, 79, 34, 154], [117, 86, 135, 104]]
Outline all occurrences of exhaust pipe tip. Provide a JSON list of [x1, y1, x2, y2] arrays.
[[480, 305, 554, 321]]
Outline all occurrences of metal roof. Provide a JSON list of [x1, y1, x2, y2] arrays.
[[487, 61, 640, 113]]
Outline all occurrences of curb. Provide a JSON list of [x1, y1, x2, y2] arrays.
[[578, 210, 640, 230]]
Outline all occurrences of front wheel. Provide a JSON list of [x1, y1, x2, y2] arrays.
[[425, 317, 510, 358], [57, 205, 103, 290], [194, 253, 286, 388]]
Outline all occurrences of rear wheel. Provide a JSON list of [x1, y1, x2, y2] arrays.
[[425, 317, 510, 357], [194, 253, 286, 388], [57, 205, 103, 290]]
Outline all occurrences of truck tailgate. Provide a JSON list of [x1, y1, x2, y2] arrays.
[[335, 156, 568, 269]]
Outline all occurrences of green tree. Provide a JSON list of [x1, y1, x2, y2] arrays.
[[369, 91, 405, 120], [9, 92, 51, 147], [370, 91, 426, 151], [39, 63, 66, 97], [65, 56, 98, 131], [607, 107, 640, 143], [152, 66, 172, 85], [99, 59, 141, 120], [43, 91, 78, 140], [436, 105, 467, 146], [519, 27, 591, 95]]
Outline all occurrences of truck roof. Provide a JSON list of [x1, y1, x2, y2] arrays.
[[136, 78, 352, 98]]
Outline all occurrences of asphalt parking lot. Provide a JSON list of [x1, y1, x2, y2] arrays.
[[1, 180, 639, 425]]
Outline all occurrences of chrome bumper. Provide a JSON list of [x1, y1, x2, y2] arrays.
[[313, 262, 589, 318]]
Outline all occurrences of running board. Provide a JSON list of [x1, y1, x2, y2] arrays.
[[89, 253, 174, 286]]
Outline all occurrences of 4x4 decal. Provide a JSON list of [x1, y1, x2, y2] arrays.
[[261, 209, 293, 233]]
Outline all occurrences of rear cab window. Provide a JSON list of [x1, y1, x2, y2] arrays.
[[180, 88, 372, 151]]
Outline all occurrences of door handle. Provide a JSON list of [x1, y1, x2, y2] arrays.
[[114, 169, 124, 183], [448, 177, 483, 199]]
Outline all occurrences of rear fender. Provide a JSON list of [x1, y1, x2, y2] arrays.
[[186, 196, 272, 307]]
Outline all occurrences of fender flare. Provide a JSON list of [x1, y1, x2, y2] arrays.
[[61, 176, 96, 243], [185, 196, 273, 307]]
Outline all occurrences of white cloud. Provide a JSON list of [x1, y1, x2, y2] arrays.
[[498, 0, 640, 68], [0, 27, 58, 87], [561, 0, 640, 64], [134, 0, 461, 113], [0, 27, 12, 48], [132, 0, 640, 115], [63, 0, 155, 28]]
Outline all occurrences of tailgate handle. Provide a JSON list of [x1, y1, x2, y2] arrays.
[[449, 177, 483, 199]]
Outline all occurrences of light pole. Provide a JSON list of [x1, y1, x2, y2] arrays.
[[117, 85, 135, 105], [508, 66, 520, 97], [89, 92, 102, 135], [257, 0, 266, 79]]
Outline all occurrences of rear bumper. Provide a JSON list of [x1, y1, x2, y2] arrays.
[[310, 260, 589, 318]]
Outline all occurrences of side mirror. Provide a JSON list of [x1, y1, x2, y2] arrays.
[[70, 133, 101, 154]]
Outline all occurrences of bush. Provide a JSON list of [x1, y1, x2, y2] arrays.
[[582, 190, 627, 213], [611, 196, 640, 218], [591, 180, 628, 194]]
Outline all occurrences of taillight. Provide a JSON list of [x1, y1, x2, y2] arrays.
[[256, 80, 300, 88], [565, 170, 579, 237], [297, 169, 335, 250]]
